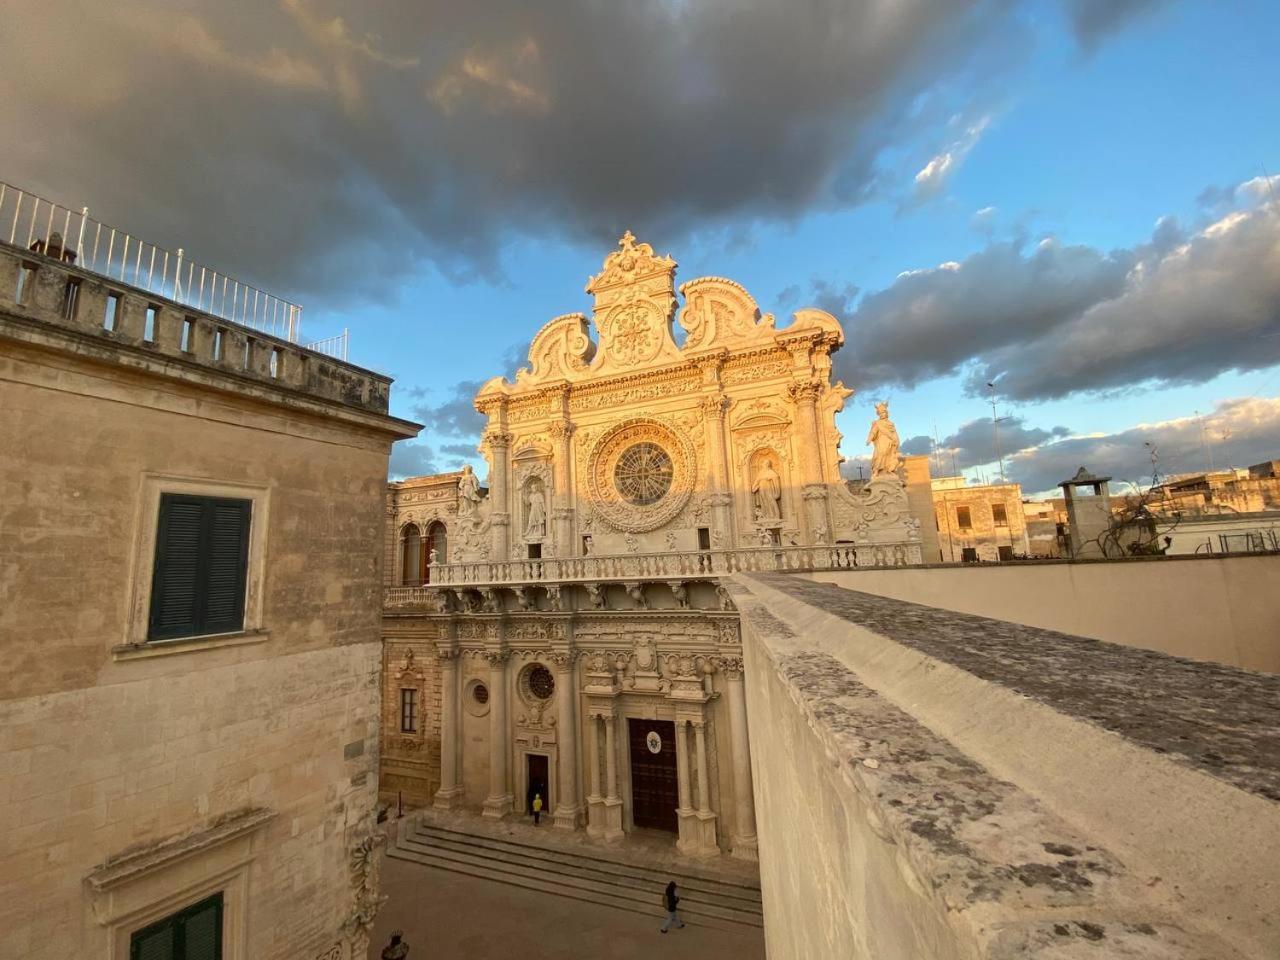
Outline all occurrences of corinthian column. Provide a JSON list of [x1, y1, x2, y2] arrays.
[[481, 649, 513, 818], [722, 658, 757, 859], [700, 393, 734, 548], [486, 428, 513, 560], [552, 652, 581, 829], [432, 645, 463, 808], [600, 710, 623, 841], [549, 419, 575, 558], [789, 379, 830, 542]]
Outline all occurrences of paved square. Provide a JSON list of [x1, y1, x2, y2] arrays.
[[369, 852, 766, 960]]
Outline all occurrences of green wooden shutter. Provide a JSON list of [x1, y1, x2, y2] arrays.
[[180, 893, 223, 960], [130, 891, 222, 960], [149, 495, 206, 639], [202, 499, 251, 635], [148, 495, 251, 640]]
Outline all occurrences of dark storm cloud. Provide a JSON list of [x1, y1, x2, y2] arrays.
[[408, 379, 486, 438], [939, 416, 1070, 470], [0, 0, 1050, 305], [1005, 398, 1280, 495], [1063, 0, 1171, 49], [389, 440, 438, 480], [901, 434, 935, 456], [834, 196, 1280, 402]]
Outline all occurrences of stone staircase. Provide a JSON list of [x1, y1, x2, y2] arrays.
[[388, 814, 764, 932]]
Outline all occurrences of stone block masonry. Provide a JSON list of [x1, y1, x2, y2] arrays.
[[0, 642, 381, 960], [729, 573, 1280, 959]]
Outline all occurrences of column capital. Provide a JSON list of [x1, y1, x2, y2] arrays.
[[483, 648, 511, 667], [549, 420, 576, 441], [699, 393, 729, 419], [716, 655, 745, 679], [787, 379, 823, 405], [484, 429, 514, 448]]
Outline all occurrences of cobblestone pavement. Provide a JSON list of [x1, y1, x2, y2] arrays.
[[368, 850, 766, 960]]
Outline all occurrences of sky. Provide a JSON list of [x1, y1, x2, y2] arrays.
[[3, 0, 1279, 496]]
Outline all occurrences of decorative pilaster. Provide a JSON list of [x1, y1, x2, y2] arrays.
[[690, 718, 719, 855], [586, 708, 624, 841], [602, 711, 623, 840], [432, 645, 464, 808], [550, 419, 576, 556], [481, 648, 513, 818], [551, 652, 582, 830], [722, 657, 758, 859], [486, 428, 513, 560], [700, 393, 734, 544], [789, 379, 830, 541]]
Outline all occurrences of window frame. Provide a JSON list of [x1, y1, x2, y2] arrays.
[[956, 505, 973, 530], [400, 687, 419, 733], [147, 493, 252, 642], [130, 891, 224, 960], [991, 502, 1008, 527], [124, 475, 270, 650]]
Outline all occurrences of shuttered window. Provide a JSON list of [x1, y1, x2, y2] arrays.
[[148, 495, 251, 641], [130, 891, 223, 960]]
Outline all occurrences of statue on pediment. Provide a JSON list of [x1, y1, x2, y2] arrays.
[[867, 402, 901, 479], [457, 465, 482, 520]]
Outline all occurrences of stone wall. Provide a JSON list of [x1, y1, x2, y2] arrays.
[[801, 554, 1280, 673], [0, 643, 379, 959], [730, 573, 1280, 959], [1, 280, 415, 957]]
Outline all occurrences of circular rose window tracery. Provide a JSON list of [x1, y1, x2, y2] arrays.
[[613, 442, 674, 506], [527, 665, 555, 700], [586, 418, 695, 533]]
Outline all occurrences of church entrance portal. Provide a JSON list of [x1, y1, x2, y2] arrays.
[[627, 719, 678, 833], [526, 754, 548, 815]]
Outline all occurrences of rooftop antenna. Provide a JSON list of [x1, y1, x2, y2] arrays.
[[986, 381, 1010, 483], [1196, 410, 1215, 473]]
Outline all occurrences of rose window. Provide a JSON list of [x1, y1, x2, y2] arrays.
[[613, 442, 674, 506], [526, 665, 555, 700]]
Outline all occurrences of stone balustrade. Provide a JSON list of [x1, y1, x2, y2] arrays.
[[0, 240, 391, 414], [385, 541, 922, 601], [728, 572, 1280, 960]]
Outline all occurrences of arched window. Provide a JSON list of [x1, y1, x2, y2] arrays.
[[402, 523, 422, 586], [425, 522, 447, 583]]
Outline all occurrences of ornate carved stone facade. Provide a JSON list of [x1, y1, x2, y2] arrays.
[[381, 234, 924, 860]]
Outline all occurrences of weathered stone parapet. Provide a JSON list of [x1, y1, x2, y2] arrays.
[[729, 572, 1280, 960], [0, 241, 405, 420]]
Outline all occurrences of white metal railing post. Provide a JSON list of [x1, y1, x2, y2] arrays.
[[175, 248, 184, 301], [76, 207, 89, 265]]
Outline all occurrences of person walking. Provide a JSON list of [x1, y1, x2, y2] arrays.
[[532, 792, 543, 825], [660, 880, 686, 933]]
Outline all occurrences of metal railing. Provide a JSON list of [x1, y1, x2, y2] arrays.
[[304, 329, 349, 362], [384, 541, 922, 602], [0, 179, 302, 343]]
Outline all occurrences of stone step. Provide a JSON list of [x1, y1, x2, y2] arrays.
[[409, 821, 762, 908], [389, 840, 762, 932], [389, 821, 762, 931]]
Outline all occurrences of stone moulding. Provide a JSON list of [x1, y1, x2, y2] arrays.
[[84, 807, 277, 892]]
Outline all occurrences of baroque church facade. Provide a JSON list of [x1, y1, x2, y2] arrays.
[[381, 233, 921, 859]]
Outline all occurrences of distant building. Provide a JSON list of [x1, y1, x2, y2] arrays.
[[931, 476, 1030, 563]]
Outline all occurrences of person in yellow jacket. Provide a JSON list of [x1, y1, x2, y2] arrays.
[[532, 792, 543, 825]]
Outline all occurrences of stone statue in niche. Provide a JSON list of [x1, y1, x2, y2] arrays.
[[867, 402, 902, 478], [524, 483, 547, 540], [457, 465, 482, 520], [752, 459, 782, 521]]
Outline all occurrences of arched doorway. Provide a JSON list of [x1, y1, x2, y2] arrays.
[[402, 523, 423, 585], [425, 521, 447, 583]]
